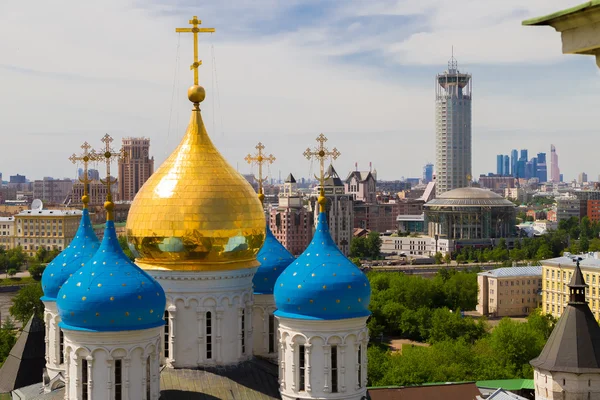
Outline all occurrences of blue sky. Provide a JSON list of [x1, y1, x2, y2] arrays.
[[0, 0, 597, 183]]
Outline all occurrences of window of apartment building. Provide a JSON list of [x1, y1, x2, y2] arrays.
[[551, 270, 555, 279]]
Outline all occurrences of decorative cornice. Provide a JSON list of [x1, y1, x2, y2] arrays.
[[150, 270, 256, 281]]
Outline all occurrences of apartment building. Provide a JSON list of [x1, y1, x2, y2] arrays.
[[0, 217, 15, 250], [541, 252, 600, 320], [477, 266, 542, 317], [13, 209, 81, 257]]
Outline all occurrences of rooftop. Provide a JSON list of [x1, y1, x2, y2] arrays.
[[16, 210, 81, 217], [543, 253, 600, 269], [522, 0, 600, 26], [478, 266, 542, 278], [426, 187, 516, 207]]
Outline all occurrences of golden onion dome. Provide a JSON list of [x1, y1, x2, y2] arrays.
[[126, 85, 265, 271]]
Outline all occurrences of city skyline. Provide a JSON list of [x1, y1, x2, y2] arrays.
[[1, 1, 599, 182]]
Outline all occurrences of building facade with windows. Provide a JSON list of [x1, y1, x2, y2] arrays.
[[0, 217, 14, 250], [541, 253, 600, 320], [477, 266, 542, 317], [13, 209, 81, 257], [118, 137, 154, 201]]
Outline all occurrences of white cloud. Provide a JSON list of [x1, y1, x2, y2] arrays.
[[0, 0, 598, 183]]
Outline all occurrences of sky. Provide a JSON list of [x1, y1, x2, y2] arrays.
[[0, 0, 598, 183]]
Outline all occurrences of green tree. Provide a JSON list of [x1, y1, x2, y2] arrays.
[[351, 257, 362, 268], [28, 262, 46, 281], [366, 232, 383, 259], [9, 283, 44, 324], [350, 236, 367, 258], [443, 253, 452, 266], [0, 325, 16, 367], [7, 268, 16, 277], [434, 252, 443, 264], [535, 243, 554, 260]]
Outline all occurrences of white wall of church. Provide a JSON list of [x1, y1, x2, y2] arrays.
[[151, 268, 256, 368], [535, 368, 600, 400], [63, 327, 161, 400], [43, 301, 64, 386], [252, 294, 278, 360], [277, 316, 369, 400]]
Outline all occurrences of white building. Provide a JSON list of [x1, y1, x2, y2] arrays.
[[435, 55, 472, 196]]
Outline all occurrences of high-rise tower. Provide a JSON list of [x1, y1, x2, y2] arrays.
[[118, 137, 154, 201], [551, 144, 560, 183], [435, 54, 472, 196]]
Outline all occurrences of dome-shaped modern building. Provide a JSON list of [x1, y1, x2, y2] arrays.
[[425, 187, 516, 244]]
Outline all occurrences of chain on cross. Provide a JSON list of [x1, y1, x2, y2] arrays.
[[176, 16, 215, 86], [245, 142, 275, 201], [69, 141, 100, 208], [96, 134, 127, 202], [303, 133, 340, 191]]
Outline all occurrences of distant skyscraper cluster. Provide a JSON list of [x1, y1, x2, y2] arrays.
[[423, 163, 434, 183], [495, 145, 557, 182], [435, 55, 472, 196]]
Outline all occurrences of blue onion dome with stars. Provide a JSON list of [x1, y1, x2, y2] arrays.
[[274, 207, 371, 320], [253, 224, 295, 295], [41, 208, 99, 302], [57, 201, 166, 332]]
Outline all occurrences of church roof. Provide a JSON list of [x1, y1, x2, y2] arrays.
[[285, 173, 296, 183], [12, 359, 281, 399], [56, 220, 166, 332], [273, 212, 371, 320], [323, 165, 343, 187], [41, 209, 99, 301], [160, 359, 280, 399], [0, 315, 45, 393], [253, 225, 295, 295], [345, 170, 373, 183], [530, 262, 600, 373]]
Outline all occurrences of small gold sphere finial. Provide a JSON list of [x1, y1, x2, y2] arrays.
[[104, 201, 114, 212], [188, 85, 206, 104], [258, 193, 265, 203], [81, 195, 90, 205]]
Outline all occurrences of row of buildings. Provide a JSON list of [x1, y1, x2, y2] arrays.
[[0, 137, 154, 205]]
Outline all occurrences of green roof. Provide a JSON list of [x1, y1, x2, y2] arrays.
[[523, 1, 600, 26], [368, 379, 534, 391], [476, 379, 535, 390], [93, 222, 126, 229]]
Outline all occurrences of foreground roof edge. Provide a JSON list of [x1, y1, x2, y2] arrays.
[[522, 1, 600, 26]]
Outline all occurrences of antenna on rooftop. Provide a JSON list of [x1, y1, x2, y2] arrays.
[[31, 199, 43, 211]]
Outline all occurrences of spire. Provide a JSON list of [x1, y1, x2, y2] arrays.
[[96, 134, 126, 221], [569, 257, 588, 303], [303, 134, 340, 212], [245, 142, 275, 204], [176, 16, 215, 111], [69, 141, 98, 209]]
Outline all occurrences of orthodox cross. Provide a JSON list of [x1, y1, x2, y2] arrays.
[[96, 134, 126, 204], [245, 142, 275, 203], [68, 141, 98, 209], [303, 133, 340, 192], [176, 16, 215, 85]]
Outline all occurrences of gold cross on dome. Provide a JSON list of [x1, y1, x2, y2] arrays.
[[69, 141, 99, 209], [245, 142, 276, 202], [176, 16, 215, 86], [96, 134, 127, 203], [303, 133, 341, 190]]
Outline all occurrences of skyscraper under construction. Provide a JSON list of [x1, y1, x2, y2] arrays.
[[435, 54, 472, 196]]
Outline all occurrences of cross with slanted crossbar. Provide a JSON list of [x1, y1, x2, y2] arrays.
[[96, 134, 127, 204], [245, 142, 275, 203], [69, 142, 99, 209], [303, 134, 340, 192], [176, 16, 215, 86]]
